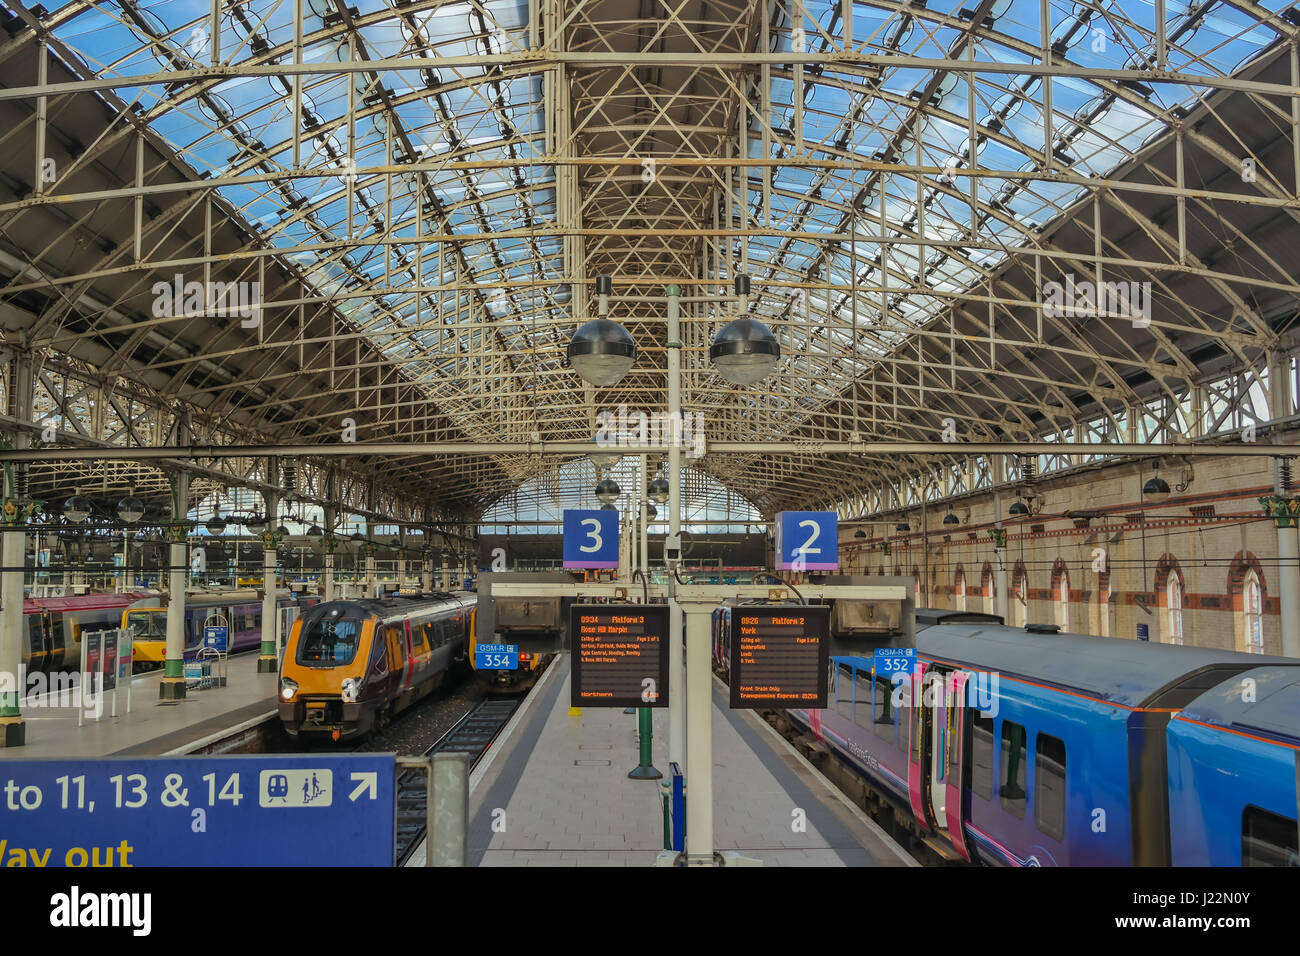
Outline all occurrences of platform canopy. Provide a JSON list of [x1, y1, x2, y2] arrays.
[[0, 0, 1295, 523]]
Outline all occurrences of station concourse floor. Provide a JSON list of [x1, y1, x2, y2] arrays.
[[0, 653, 278, 759], [457, 654, 917, 867]]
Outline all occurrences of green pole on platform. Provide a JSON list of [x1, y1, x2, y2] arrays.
[[628, 707, 662, 780]]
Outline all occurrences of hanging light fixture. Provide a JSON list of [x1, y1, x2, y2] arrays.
[[647, 476, 670, 504], [63, 495, 91, 523], [116, 496, 145, 524], [854, 529, 866, 538], [205, 512, 227, 535], [646, 503, 658, 519], [567, 318, 637, 386], [1143, 470, 1171, 504], [895, 520, 910, 532], [589, 437, 622, 469], [595, 478, 621, 505], [1009, 501, 1029, 517], [245, 514, 268, 536], [943, 512, 960, 526], [710, 317, 780, 385]]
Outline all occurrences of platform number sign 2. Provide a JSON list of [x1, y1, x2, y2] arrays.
[[563, 509, 620, 569], [775, 511, 838, 572]]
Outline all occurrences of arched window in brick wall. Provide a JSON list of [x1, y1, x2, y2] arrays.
[[1011, 559, 1028, 628], [1228, 553, 1268, 655], [954, 564, 967, 612], [912, 564, 921, 606], [1050, 558, 1070, 632], [981, 562, 995, 616], [1154, 554, 1186, 646]]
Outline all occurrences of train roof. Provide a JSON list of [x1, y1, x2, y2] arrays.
[[915, 608, 1004, 627], [304, 591, 475, 621], [23, 591, 154, 613], [1175, 666, 1300, 743], [917, 623, 1298, 709]]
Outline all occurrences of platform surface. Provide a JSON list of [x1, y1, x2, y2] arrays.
[[459, 654, 916, 867], [0, 654, 278, 759]]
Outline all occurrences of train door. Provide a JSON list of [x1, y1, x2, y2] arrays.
[[402, 620, 416, 689], [928, 668, 948, 833], [906, 662, 927, 829], [383, 624, 406, 694], [944, 671, 973, 861]]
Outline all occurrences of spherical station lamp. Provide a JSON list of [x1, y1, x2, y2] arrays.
[[205, 513, 227, 536], [588, 437, 622, 470], [1008, 501, 1029, 517], [116, 496, 145, 525], [595, 478, 621, 505], [942, 512, 960, 526], [646, 503, 658, 520], [895, 521, 910, 532], [710, 276, 781, 386], [567, 302, 637, 388], [1143, 473, 1171, 504], [647, 476, 670, 505], [245, 514, 269, 536], [63, 495, 91, 523]]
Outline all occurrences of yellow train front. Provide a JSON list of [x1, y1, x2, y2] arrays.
[[469, 571, 575, 690], [279, 592, 475, 741]]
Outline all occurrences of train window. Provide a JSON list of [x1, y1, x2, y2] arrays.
[[836, 663, 854, 719], [999, 720, 1027, 819], [1035, 734, 1066, 842], [385, 625, 405, 671], [971, 714, 994, 800], [297, 615, 362, 666], [854, 672, 874, 730], [873, 677, 895, 744], [1242, 806, 1300, 867], [410, 625, 429, 657]]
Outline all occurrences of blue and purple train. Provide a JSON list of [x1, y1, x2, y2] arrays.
[[713, 605, 1300, 866]]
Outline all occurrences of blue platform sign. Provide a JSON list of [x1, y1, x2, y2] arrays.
[[0, 755, 395, 866], [475, 643, 519, 670], [774, 511, 839, 571], [563, 509, 619, 569], [874, 647, 916, 676], [203, 625, 229, 652]]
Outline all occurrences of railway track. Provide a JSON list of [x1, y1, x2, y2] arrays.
[[393, 697, 522, 866]]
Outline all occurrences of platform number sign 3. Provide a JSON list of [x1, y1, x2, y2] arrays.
[[563, 509, 620, 569], [775, 511, 838, 572]]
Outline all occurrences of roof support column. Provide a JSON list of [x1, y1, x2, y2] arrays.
[[258, 459, 280, 672], [0, 347, 35, 745], [1263, 459, 1300, 658], [160, 413, 191, 700]]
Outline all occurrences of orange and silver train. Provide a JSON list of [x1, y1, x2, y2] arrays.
[[278, 591, 475, 740]]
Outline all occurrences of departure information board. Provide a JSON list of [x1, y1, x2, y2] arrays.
[[729, 605, 829, 709], [570, 604, 670, 708]]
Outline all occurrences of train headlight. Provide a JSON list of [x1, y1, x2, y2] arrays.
[[280, 677, 298, 701], [341, 677, 362, 703]]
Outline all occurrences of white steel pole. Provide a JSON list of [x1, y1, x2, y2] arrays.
[[666, 285, 684, 767]]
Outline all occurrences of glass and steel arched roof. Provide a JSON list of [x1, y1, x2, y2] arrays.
[[0, 0, 1296, 521]]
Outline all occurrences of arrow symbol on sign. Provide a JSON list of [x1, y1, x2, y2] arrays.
[[349, 772, 377, 802]]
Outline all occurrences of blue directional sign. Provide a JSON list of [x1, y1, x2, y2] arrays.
[[0, 755, 394, 866], [563, 508, 619, 569], [774, 511, 839, 571], [874, 647, 917, 676], [475, 643, 519, 670], [203, 625, 229, 652]]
